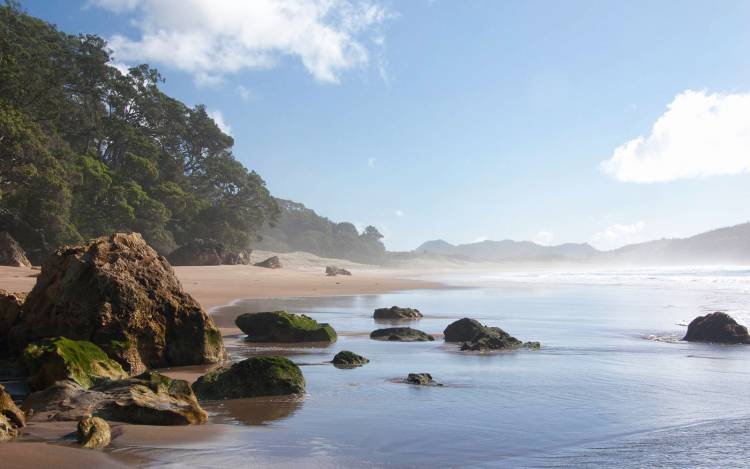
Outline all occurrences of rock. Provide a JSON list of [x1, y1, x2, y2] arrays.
[[235, 311, 337, 343], [0, 414, 19, 442], [444, 317, 536, 351], [0, 209, 52, 265], [21, 337, 128, 391], [331, 351, 369, 367], [325, 266, 351, 276], [255, 255, 282, 269], [405, 373, 441, 386], [0, 384, 24, 428], [370, 327, 434, 342], [192, 356, 305, 400], [167, 239, 251, 266], [221, 249, 251, 265], [0, 290, 25, 351], [77, 415, 111, 448], [683, 312, 750, 344], [0, 231, 31, 267], [373, 306, 423, 320], [23, 371, 207, 425], [9, 233, 225, 374]]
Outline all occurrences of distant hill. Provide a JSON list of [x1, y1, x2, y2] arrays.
[[414, 222, 750, 265]]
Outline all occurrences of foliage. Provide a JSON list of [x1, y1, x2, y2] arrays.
[[0, 3, 277, 259]]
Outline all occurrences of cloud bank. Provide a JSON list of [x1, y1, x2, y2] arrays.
[[591, 221, 645, 249], [90, 0, 391, 85], [601, 90, 750, 182]]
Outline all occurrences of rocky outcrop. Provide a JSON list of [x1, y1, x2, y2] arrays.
[[167, 239, 251, 266], [444, 318, 539, 351], [77, 415, 111, 448], [0, 232, 31, 267], [235, 311, 337, 343], [370, 327, 434, 342], [683, 312, 750, 344], [405, 373, 441, 386], [373, 306, 423, 320], [0, 384, 24, 442], [0, 290, 25, 351], [8, 233, 225, 373], [192, 356, 305, 400], [332, 351, 369, 367], [21, 337, 128, 391], [23, 371, 207, 425], [255, 255, 282, 269], [325, 266, 351, 276]]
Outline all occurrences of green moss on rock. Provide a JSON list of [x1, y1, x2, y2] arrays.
[[22, 337, 128, 390], [332, 351, 369, 367], [192, 356, 305, 400], [235, 311, 337, 343]]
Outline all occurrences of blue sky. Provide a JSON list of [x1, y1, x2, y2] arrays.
[[22, 0, 750, 251]]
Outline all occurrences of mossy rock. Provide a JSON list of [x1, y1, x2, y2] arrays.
[[21, 337, 128, 391], [77, 415, 111, 448], [370, 327, 434, 342], [332, 351, 369, 367], [192, 356, 305, 400], [235, 311, 337, 343]]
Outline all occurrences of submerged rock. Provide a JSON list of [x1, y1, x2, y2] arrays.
[[0, 231, 31, 268], [373, 306, 423, 320], [405, 373, 441, 386], [331, 351, 369, 367], [235, 311, 337, 343], [21, 337, 128, 391], [9, 233, 225, 373], [683, 312, 750, 344], [192, 356, 305, 400], [444, 318, 539, 351], [23, 371, 207, 425], [370, 327, 434, 342], [325, 266, 352, 276], [255, 255, 282, 269], [77, 415, 111, 449]]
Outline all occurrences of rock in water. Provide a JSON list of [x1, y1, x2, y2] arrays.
[[23, 371, 207, 425], [325, 266, 352, 276], [254, 255, 282, 269], [444, 318, 539, 351], [192, 356, 305, 400], [373, 306, 423, 320], [443, 318, 484, 342], [0, 290, 25, 352], [370, 327, 434, 342], [331, 351, 369, 367], [0, 232, 31, 267], [405, 373, 441, 386], [77, 415, 111, 448], [21, 337, 128, 391], [683, 312, 750, 344], [0, 384, 24, 442], [8, 233, 225, 373], [235, 311, 337, 343]]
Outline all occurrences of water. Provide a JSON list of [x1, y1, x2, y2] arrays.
[[125, 269, 750, 468]]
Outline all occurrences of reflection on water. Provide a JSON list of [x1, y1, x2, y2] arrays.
[[205, 396, 304, 426]]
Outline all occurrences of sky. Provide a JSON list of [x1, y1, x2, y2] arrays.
[[21, 0, 750, 251]]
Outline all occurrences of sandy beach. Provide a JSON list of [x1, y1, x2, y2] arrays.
[[0, 254, 444, 467]]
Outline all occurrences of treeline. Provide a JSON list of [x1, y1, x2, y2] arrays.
[[0, 3, 277, 262], [253, 199, 386, 263]]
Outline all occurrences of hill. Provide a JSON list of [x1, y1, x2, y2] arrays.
[[414, 239, 598, 262]]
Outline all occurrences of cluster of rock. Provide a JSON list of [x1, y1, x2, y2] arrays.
[[236, 311, 337, 343], [167, 239, 251, 266], [373, 306, 422, 320], [325, 266, 351, 276], [0, 232, 31, 268], [444, 318, 539, 351], [255, 255, 282, 269], [683, 312, 750, 344]]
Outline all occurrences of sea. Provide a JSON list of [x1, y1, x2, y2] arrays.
[[124, 267, 750, 468]]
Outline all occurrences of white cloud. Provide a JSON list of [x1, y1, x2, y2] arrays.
[[109, 61, 131, 75], [602, 90, 750, 182], [591, 221, 645, 248], [534, 231, 554, 245], [207, 110, 232, 136], [367, 157, 376, 168], [394, 210, 404, 217], [236, 85, 253, 102], [470, 236, 488, 244], [91, 0, 391, 85]]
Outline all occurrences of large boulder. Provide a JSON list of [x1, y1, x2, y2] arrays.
[[221, 249, 251, 265], [683, 312, 750, 344], [77, 415, 111, 449], [167, 239, 251, 266], [370, 327, 434, 342], [192, 356, 305, 400], [325, 266, 351, 276], [0, 384, 24, 442], [255, 255, 282, 269], [0, 290, 25, 351], [21, 337, 128, 391], [22, 371, 207, 425], [235, 311, 337, 343], [332, 350, 369, 367], [373, 306, 423, 320], [444, 318, 539, 351], [443, 318, 484, 342], [8, 233, 225, 373], [0, 232, 31, 267]]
